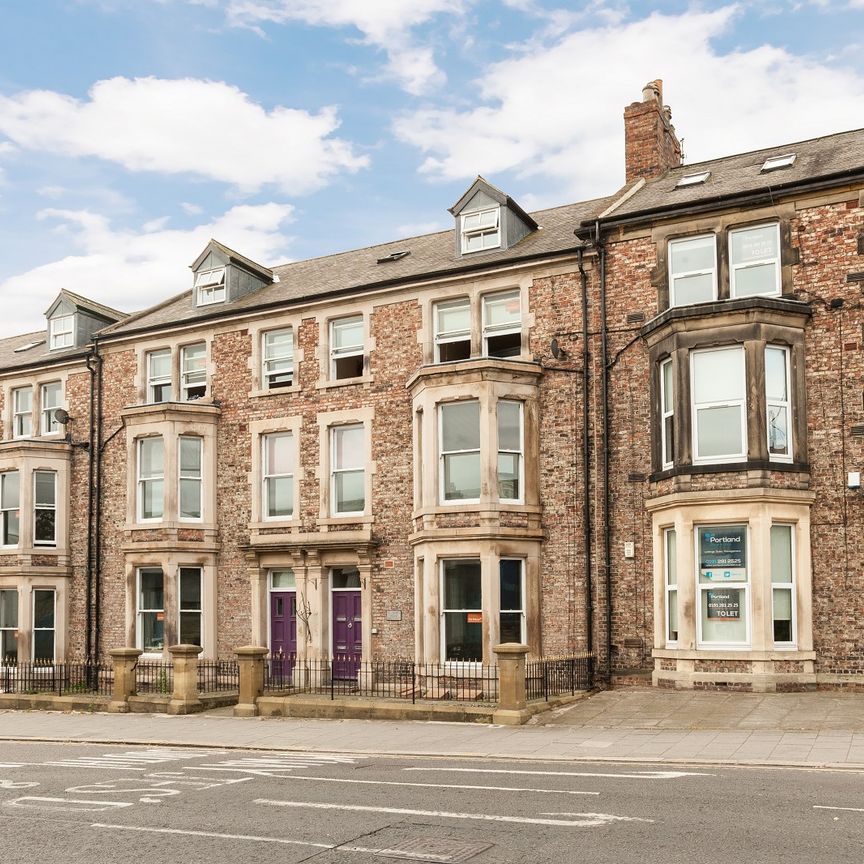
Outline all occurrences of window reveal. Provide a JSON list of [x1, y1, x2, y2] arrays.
[[0, 589, 18, 662], [263, 432, 295, 519], [49, 315, 74, 350], [691, 347, 746, 463], [440, 401, 481, 503], [181, 343, 207, 401], [330, 316, 364, 380], [771, 524, 795, 645], [33, 470, 57, 546], [178, 437, 203, 521], [669, 235, 716, 306], [499, 559, 525, 644], [697, 525, 749, 645], [138, 437, 165, 521], [1, 472, 20, 546], [138, 568, 165, 652], [434, 298, 471, 363], [331, 424, 365, 515], [263, 329, 294, 389], [660, 358, 674, 469], [461, 207, 500, 253], [12, 387, 33, 438], [41, 382, 63, 435], [147, 349, 172, 403], [730, 224, 781, 298], [497, 401, 523, 502], [442, 559, 483, 662], [482, 290, 521, 358], [766, 346, 791, 460], [665, 528, 678, 643], [32, 589, 55, 661], [196, 268, 226, 305], [179, 567, 203, 647]]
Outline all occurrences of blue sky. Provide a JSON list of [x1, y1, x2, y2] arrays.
[[0, 0, 862, 336]]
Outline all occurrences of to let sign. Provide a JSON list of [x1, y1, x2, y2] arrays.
[[700, 526, 747, 581], [706, 588, 741, 620]]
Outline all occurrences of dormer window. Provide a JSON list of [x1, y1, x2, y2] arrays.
[[49, 315, 74, 350], [461, 207, 501, 253], [195, 268, 226, 306]]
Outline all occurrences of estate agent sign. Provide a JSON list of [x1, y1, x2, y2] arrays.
[[699, 526, 747, 582]]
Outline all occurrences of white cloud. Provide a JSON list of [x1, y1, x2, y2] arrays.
[[394, 7, 864, 200], [226, 0, 464, 94], [181, 202, 204, 215], [394, 219, 448, 237], [0, 77, 368, 194], [0, 202, 294, 337]]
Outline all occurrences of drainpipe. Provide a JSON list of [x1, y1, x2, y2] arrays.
[[576, 248, 594, 658], [93, 337, 104, 659], [85, 349, 98, 662], [595, 221, 613, 683]]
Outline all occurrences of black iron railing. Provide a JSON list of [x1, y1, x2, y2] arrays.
[[525, 654, 594, 701], [197, 660, 240, 694], [264, 656, 500, 703], [0, 661, 112, 696], [135, 661, 174, 695]]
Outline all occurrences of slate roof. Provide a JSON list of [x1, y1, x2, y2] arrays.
[[99, 196, 613, 339], [596, 127, 864, 224], [0, 330, 89, 374], [46, 289, 126, 322]]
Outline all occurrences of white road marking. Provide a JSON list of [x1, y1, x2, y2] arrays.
[[0, 779, 39, 789], [187, 754, 365, 777], [8, 796, 133, 812], [285, 774, 600, 796], [91, 823, 335, 849], [814, 806, 864, 813], [404, 767, 712, 780], [43, 748, 226, 772], [256, 799, 653, 828]]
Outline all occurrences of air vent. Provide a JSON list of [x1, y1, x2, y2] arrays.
[[628, 472, 646, 483], [851, 424, 864, 438], [377, 250, 410, 264], [626, 311, 645, 323], [847, 272, 864, 283]]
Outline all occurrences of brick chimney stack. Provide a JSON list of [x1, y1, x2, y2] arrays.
[[623, 79, 682, 184]]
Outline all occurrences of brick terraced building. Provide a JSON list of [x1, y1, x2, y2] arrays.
[[0, 81, 862, 691]]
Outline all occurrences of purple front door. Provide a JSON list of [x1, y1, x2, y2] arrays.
[[270, 591, 297, 681], [332, 590, 361, 679]]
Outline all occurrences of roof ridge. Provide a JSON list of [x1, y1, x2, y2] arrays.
[[57, 288, 127, 320]]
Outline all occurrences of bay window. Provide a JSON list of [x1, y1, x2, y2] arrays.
[[178, 567, 203, 646], [138, 437, 165, 521], [665, 528, 678, 644], [33, 471, 57, 546], [32, 589, 55, 661], [137, 568, 164, 652], [263, 329, 294, 389], [660, 358, 674, 469], [697, 525, 749, 646], [331, 424, 365, 515], [691, 347, 746, 463], [669, 235, 716, 306], [0, 589, 17, 662], [434, 298, 471, 363], [330, 316, 364, 380], [730, 223, 781, 298], [440, 401, 481, 503], [181, 343, 207, 401], [499, 559, 525, 644], [442, 559, 482, 661], [771, 524, 795, 645], [178, 437, 203, 521], [766, 346, 791, 461], [1, 471, 20, 547], [263, 432, 294, 519], [497, 401, 523, 502]]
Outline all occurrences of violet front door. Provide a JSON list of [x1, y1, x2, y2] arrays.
[[270, 591, 297, 681], [332, 590, 361, 679]]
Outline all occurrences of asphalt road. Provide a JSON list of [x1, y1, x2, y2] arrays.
[[0, 741, 863, 863]]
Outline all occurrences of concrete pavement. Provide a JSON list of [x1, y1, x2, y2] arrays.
[[4, 687, 864, 768]]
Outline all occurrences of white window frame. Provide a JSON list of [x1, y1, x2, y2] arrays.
[[0, 588, 18, 663], [31, 588, 56, 662], [180, 343, 207, 401], [12, 386, 33, 439], [434, 297, 471, 363], [771, 523, 797, 649], [695, 524, 751, 649], [40, 381, 63, 436], [178, 566, 203, 647], [482, 289, 522, 358], [196, 268, 226, 306], [440, 558, 483, 664], [438, 400, 481, 506], [49, 315, 74, 351], [766, 345, 792, 464], [262, 328, 294, 390], [690, 346, 747, 464], [137, 437, 164, 523], [136, 567, 165, 654], [146, 349, 172, 404], [263, 432, 294, 521], [0, 471, 20, 548], [497, 400, 523, 504], [668, 234, 717, 307], [329, 315, 365, 380], [178, 436, 203, 522], [730, 223, 781, 299], [664, 528, 678, 646], [461, 207, 501, 254], [660, 358, 674, 469], [498, 558, 526, 645], [33, 470, 57, 547], [330, 424, 366, 517]]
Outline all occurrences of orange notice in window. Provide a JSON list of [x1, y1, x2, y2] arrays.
[[466, 612, 482, 624], [156, 612, 165, 621]]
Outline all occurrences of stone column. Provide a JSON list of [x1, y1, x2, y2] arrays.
[[168, 644, 203, 715], [234, 645, 268, 717], [108, 647, 143, 713], [492, 643, 529, 726]]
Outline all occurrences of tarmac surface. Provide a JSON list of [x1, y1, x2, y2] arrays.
[[4, 687, 864, 768]]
